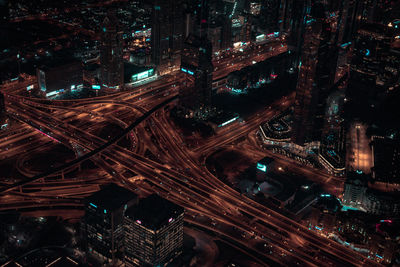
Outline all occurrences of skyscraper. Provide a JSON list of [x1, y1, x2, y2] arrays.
[[179, 0, 214, 119], [291, 2, 339, 146], [371, 137, 400, 185], [286, 0, 309, 61], [151, 0, 184, 75], [336, 0, 377, 44], [81, 184, 138, 264], [100, 9, 124, 90], [124, 194, 184, 267], [346, 24, 393, 119], [259, 0, 281, 33]]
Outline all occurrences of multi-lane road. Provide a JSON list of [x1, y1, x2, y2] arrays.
[[0, 40, 381, 266]]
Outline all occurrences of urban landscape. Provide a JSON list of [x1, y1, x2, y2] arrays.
[[0, 0, 399, 266]]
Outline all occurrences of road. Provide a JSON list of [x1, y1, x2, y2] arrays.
[[0, 40, 381, 266]]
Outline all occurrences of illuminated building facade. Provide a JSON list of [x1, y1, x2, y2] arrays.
[[342, 172, 368, 208], [124, 194, 184, 267], [36, 60, 83, 98], [291, 2, 338, 146], [342, 172, 400, 215], [100, 9, 124, 90], [151, 0, 184, 75], [81, 184, 138, 264], [319, 87, 346, 176], [179, 0, 214, 119]]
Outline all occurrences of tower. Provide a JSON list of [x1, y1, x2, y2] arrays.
[[124, 195, 184, 267], [291, 2, 339, 146], [151, 0, 184, 75], [100, 9, 124, 90], [81, 184, 137, 264], [179, 0, 214, 119], [259, 0, 281, 33]]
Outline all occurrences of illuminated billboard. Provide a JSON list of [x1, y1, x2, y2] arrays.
[[131, 68, 154, 82], [92, 85, 101, 90]]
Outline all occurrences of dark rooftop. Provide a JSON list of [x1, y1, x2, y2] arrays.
[[125, 194, 184, 230], [86, 183, 137, 211]]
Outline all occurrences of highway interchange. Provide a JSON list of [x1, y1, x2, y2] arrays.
[[0, 40, 381, 266]]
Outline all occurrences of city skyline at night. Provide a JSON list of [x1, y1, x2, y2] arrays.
[[0, 0, 400, 266]]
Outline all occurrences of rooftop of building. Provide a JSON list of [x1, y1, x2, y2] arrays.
[[86, 183, 137, 211], [38, 52, 81, 71], [125, 194, 184, 230]]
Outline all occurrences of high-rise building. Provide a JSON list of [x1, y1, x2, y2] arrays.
[[371, 137, 400, 185], [151, 0, 184, 75], [346, 24, 393, 118], [124, 194, 184, 267], [319, 88, 346, 176], [285, 0, 309, 59], [221, 17, 232, 50], [291, 2, 338, 146], [259, 0, 281, 33], [100, 9, 124, 90], [81, 184, 137, 264], [180, 35, 214, 119], [36, 59, 83, 98], [179, 0, 214, 119], [336, 0, 388, 45]]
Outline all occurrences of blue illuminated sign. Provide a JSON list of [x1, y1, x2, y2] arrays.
[[181, 68, 194, 75], [89, 203, 97, 208], [218, 116, 239, 127], [104, 209, 107, 214], [341, 42, 351, 48], [257, 163, 267, 172], [92, 85, 100, 90], [365, 49, 370, 56]]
